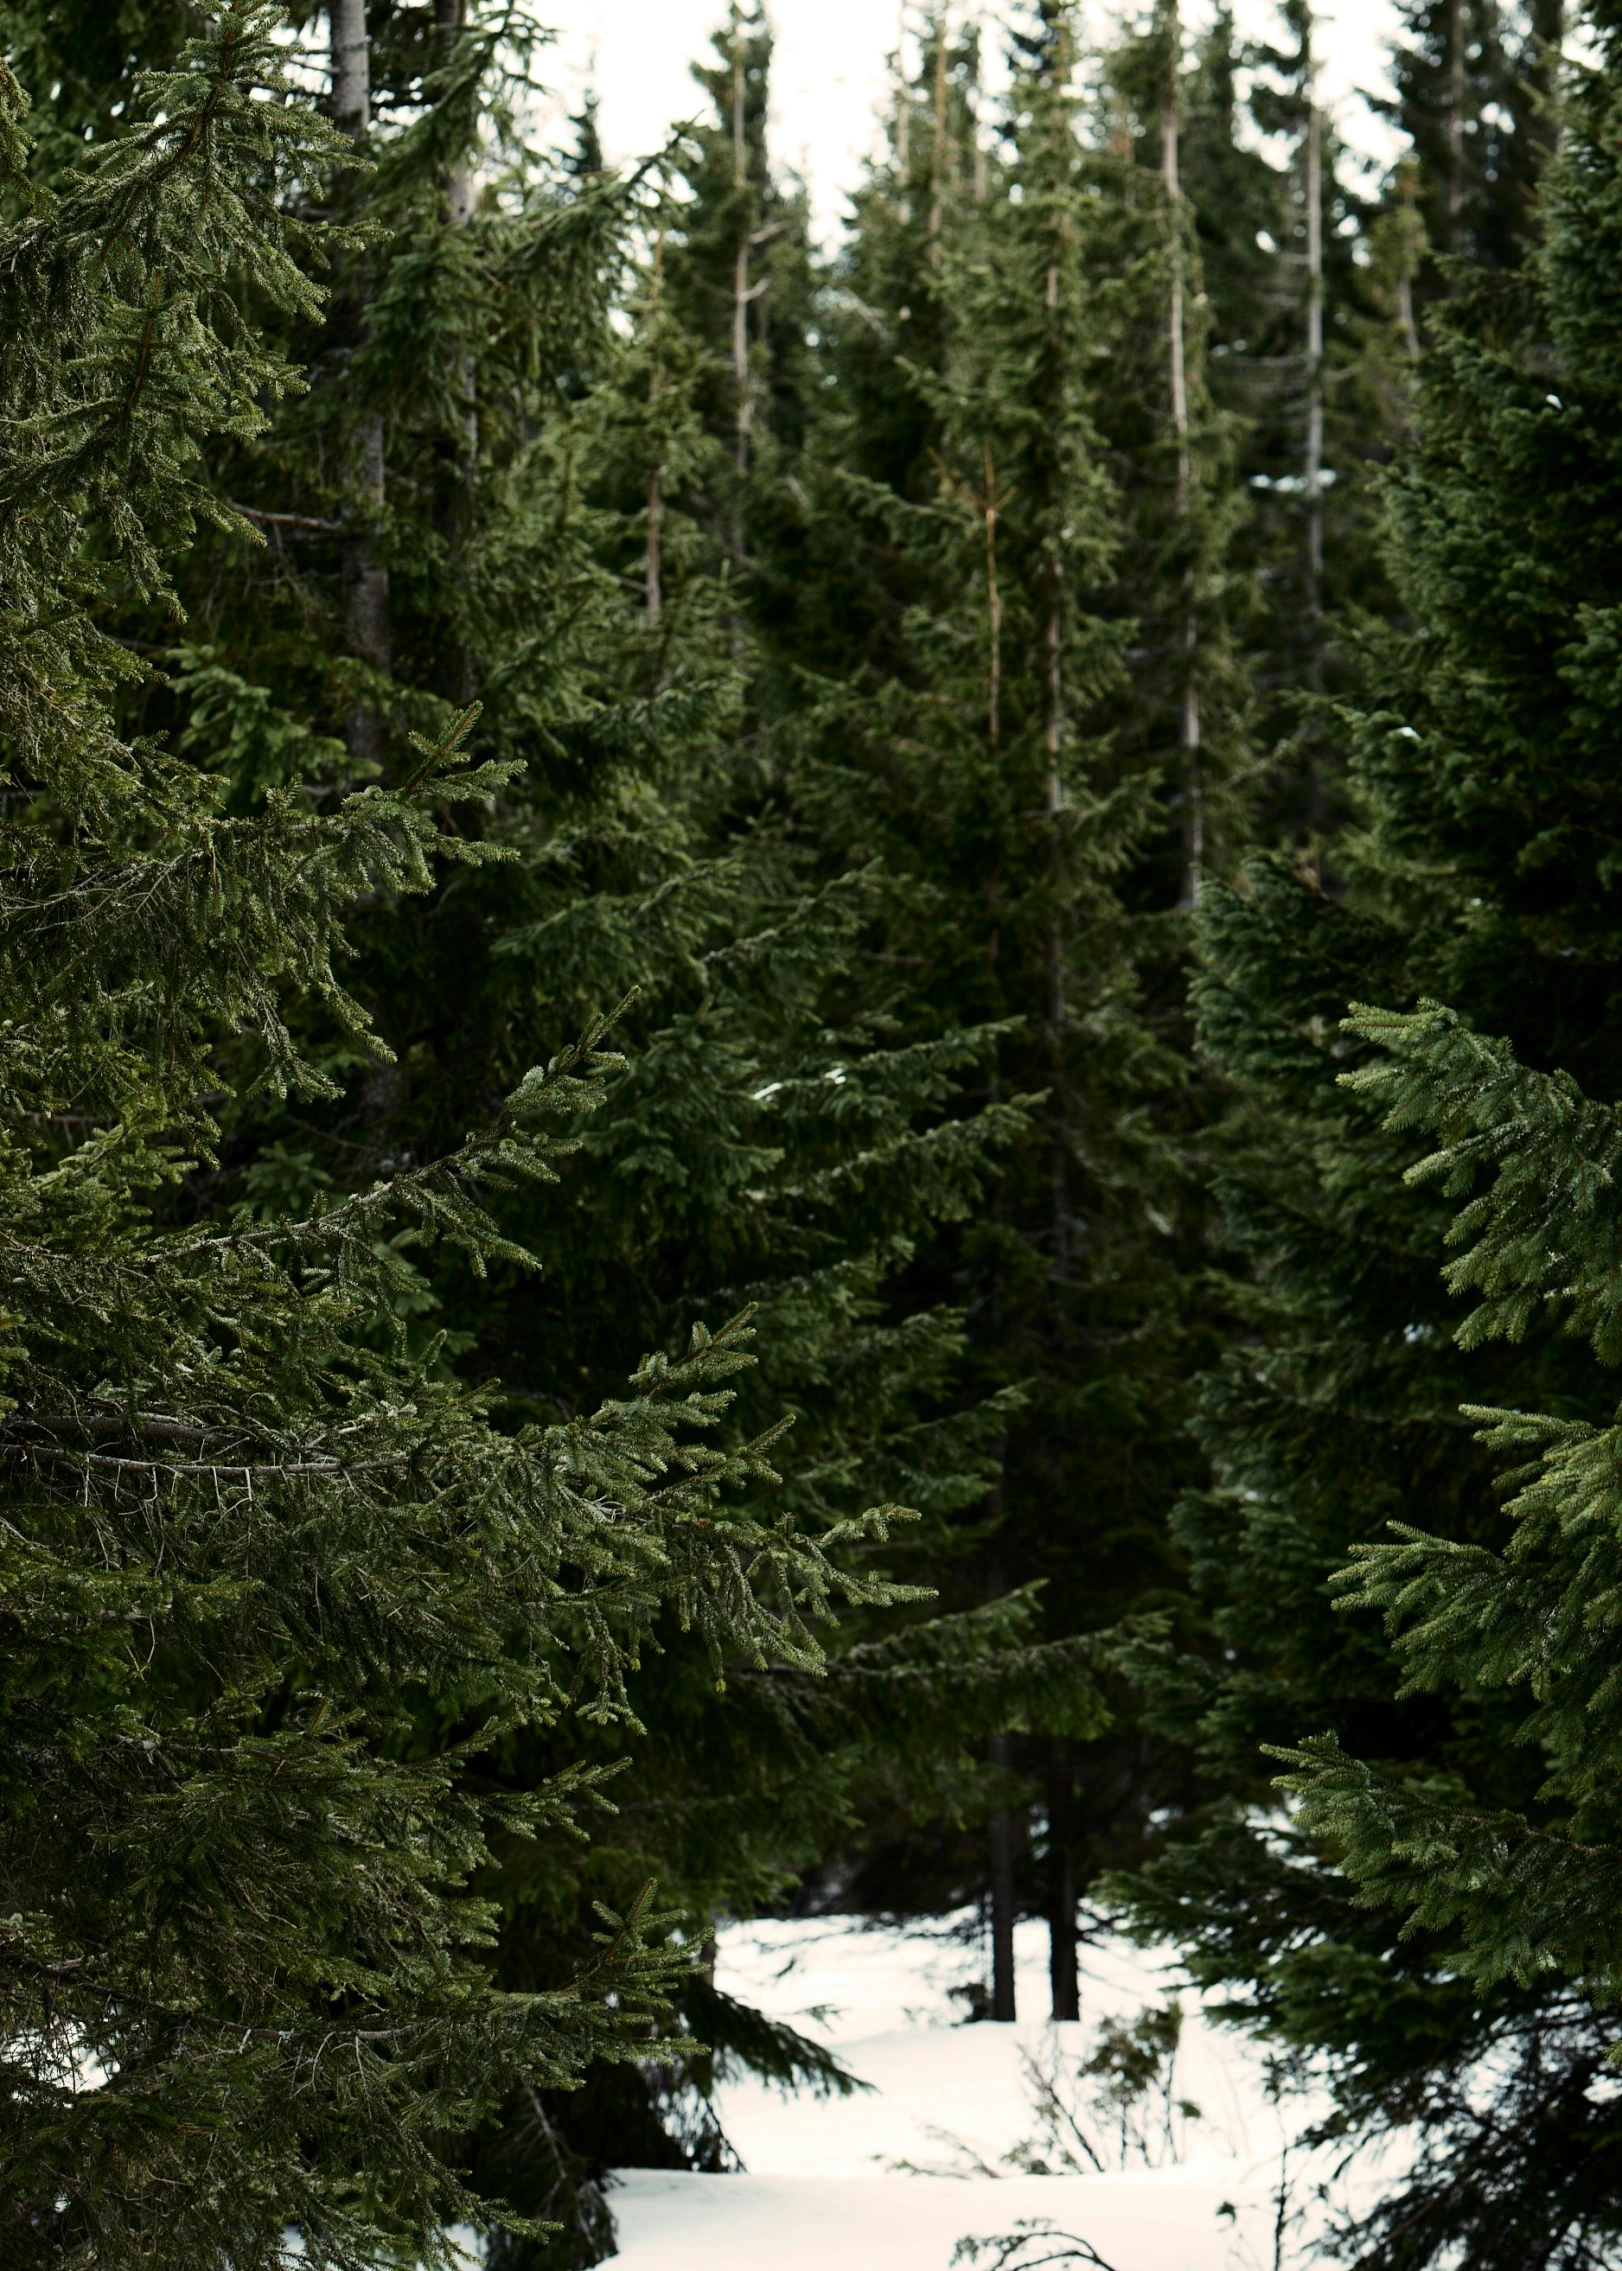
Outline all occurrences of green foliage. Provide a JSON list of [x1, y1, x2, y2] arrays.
[[750, 0, 1251, 1974], [1110, 14, 1622, 2264], [1385, 0, 1562, 297], [1278, 1007, 1622, 1998], [26, 0, 1110, 2247], [15, 0, 1617, 2262], [0, 13, 935, 2263]]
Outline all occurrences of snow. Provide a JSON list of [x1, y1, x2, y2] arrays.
[[608, 1915, 1380, 2270], [610, 2168, 1278, 2271]]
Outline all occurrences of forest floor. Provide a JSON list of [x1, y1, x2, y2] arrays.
[[606, 1915, 1395, 2270]]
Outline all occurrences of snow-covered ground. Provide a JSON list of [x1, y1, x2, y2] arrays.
[[608, 1915, 1383, 2271]]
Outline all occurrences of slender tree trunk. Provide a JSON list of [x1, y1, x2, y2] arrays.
[[1304, 94, 1323, 636], [1303, 31, 1327, 833], [1163, 132, 1187, 480], [646, 470, 664, 625], [436, 0, 474, 227], [1397, 154, 1422, 363], [971, 54, 986, 203], [647, 229, 665, 626], [1048, 1738, 1079, 2022], [434, 0, 478, 704], [895, 0, 912, 221], [331, 0, 390, 772], [732, 248, 749, 501], [929, 16, 949, 268], [331, 0, 368, 129], [1043, 232, 1068, 1280], [984, 1499, 1016, 2025], [1041, 18, 1079, 1313], [1398, 275, 1420, 359], [1446, 0, 1465, 255], [728, 7, 753, 667], [1044, 574, 1064, 910], [1044, 565, 1067, 1278], [983, 440, 1000, 748], [989, 1729, 1017, 2022], [1162, 9, 1201, 904], [731, 10, 751, 542]]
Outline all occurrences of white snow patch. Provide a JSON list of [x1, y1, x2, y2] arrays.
[[608, 1915, 1377, 2270], [610, 2167, 1277, 2271]]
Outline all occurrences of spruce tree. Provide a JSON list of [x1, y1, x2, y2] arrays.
[[1282, 1000, 1622, 2019], [770, 4, 985, 686], [1386, 0, 1564, 305], [776, 0, 1243, 2025], [1088, 0, 1252, 896], [1133, 2, 1414, 851], [1116, 8, 1622, 2260], [0, 4, 1119, 2250], [658, 0, 819, 682], [0, 10, 957, 2263]]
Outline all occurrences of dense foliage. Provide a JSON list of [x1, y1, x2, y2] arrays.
[[11, 0, 1622, 2265], [1115, 6, 1622, 2262]]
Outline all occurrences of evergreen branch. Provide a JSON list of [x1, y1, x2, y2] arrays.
[[1340, 1002, 1622, 1359]]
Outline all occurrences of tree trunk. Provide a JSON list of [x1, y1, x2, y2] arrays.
[[988, 1731, 1017, 2022], [971, 54, 986, 204], [895, 0, 911, 221], [983, 440, 1000, 748], [647, 231, 665, 626], [331, 0, 390, 772], [434, 0, 478, 704], [1304, 86, 1323, 645], [1396, 157, 1421, 362], [1044, 556, 1067, 1279], [1047, 1738, 1079, 2021], [330, 0, 368, 131], [729, 7, 751, 665], [1446, 0, 1465, 256], [928, 20, 949, 267], [731, 10, 750, 544], [1303, 24, 1327, 833], [1161, 7, 1201, 904], [436, 0, 474, 224]]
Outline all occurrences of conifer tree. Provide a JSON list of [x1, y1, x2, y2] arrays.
[[0, 3, 1119, 2249], [659, 0, 819, 677], [776, 0, 1242, 2026], [0, 11, 948, 2263], [1152, 3, 1410, 846], [1087, 0, 1251, 896], [772, 4, 986, 684], [1282, 1001, 1622, 2021], [1387, 0, 1564, 306], [1116, 9, 1622, 2259]]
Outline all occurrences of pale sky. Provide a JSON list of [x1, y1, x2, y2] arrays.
[[532, 0, 1405, 239]]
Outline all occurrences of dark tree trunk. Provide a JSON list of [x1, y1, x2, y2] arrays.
[[1047, 1738, 1079, 2021], [989, 1732, 1017, 2022]]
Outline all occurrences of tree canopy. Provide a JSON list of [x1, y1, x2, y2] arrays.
[[13, 1, 1622, 2266]]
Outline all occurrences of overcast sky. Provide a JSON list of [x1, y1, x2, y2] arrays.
[[530, 0, 1406, 238]]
